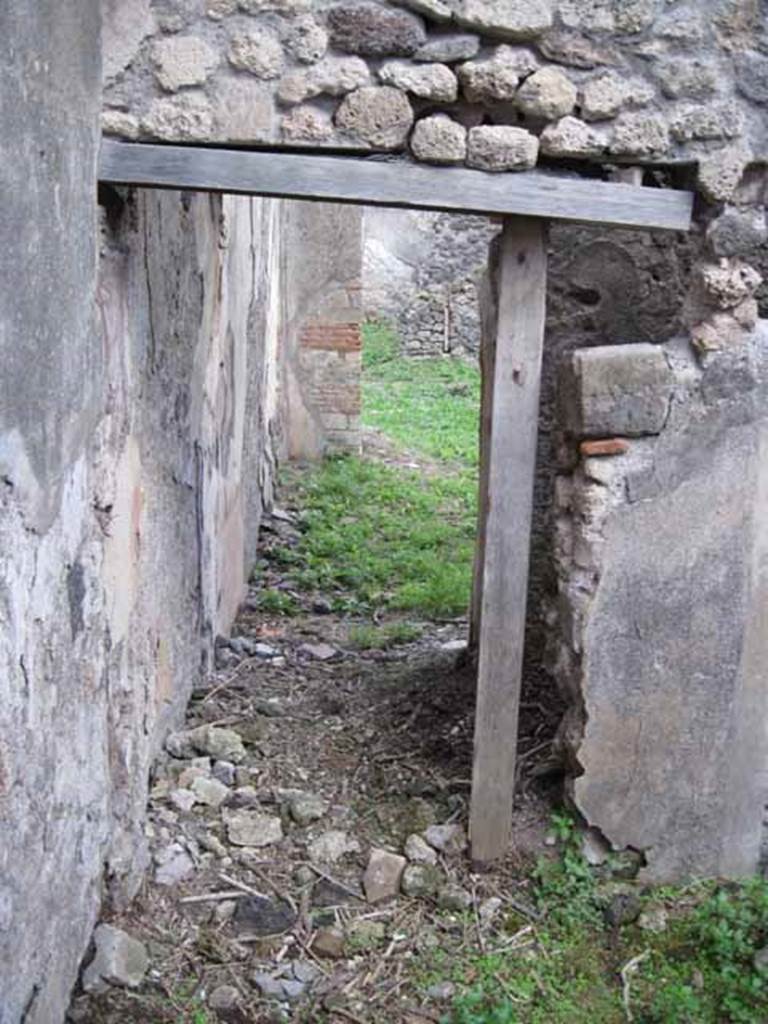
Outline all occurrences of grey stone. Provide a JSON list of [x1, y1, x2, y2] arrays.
[[478, 896, 503, 925], [252, 972, 286, 999], [207, 0, 237, 19], [298, 641, 340, 660], [411, 114, 467, 165], [209, 985, 240, 1010], [581, 73, 654, 122], [379, 61, 458, 102], [404, 832, 438, 864], [655, 58, 718, 100], [539, 116, 608, 158], [394, 0, 452, 20], [152, 35, 218, 92], [103, 0, 156, 83], [562, 343, 674, 438], [582, 827, 611, 866], [233, 895, 296, 936], [311, 926, 346, 958], [212, 759, 236, 786], [424, 823, 467, 853], [701, 261, 762, 310], [697, 147, 751, 204], [191, 775, 230, 808], [224, 809, 284, 847], [168, 724, 247, 763], [427, 981, 457, 1001], [289, 792, 329, 825], [169, 787, 196, 812], [239, 0, 310, 10], [458, 45, 538, 103], [707, 208, 768, 258], [638, 906, 668, 933], [81, 925, 149, 992], [467, 125, 539, 171], [141, 93, 214, 142], [515, 66, 577, 120], [228, 29, 285, 79], [437, 883, 472, 911], [454, 0, 553, 40], [199, 832, 228, 857], [414, 33, 480, 63], [154, 842, 196, 885], [537, 29, 623, 69], [308, 829, 360, 863], [736, 51, 768, 105], [669, 102, 745, 143], [101, 110, 140, 140], [335, 86, 414, 150], [278, 57, 370, 104], [401, 862, 442, 897], [284, 16, 329, 64], [281, 979, 307, 1001], [282, 105, 335, 142], [609, 111, 670, 158], [363, 848, 407, 901], [328, 3, 427, 57]]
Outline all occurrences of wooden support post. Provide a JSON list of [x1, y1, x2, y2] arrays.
[[470, 216, 548, 867]]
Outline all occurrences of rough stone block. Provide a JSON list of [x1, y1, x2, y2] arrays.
[[328, 2, 427, 56], [539, 115, 608, 158], [736, 50, 768, 104], [563, 343, 674, 438], [581, 73, 654, 122], [414, 33, 480, 63], [335, 85, 414, 149], [609, 111, 670, 158], [152, 35, 219, 92], [213, 78, 275, 143], [379, 60, 458, 101], [82, 925, 149, 992], [411, 113, 467, 164], [278, 56, 370, 104], [455, 0, 553, 40], [515, 65, 577, 120], [141, 93, 214, 141], [228, 29, 285, 79], [284, 16, 329, 64], [466, 125, 539, 171]]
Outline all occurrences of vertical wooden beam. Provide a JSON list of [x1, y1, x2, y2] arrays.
[[470, 216, 548, 867]]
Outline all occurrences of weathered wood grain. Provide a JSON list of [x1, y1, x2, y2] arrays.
[[100, 140, 693, 231], [470, 217, 548, 867]]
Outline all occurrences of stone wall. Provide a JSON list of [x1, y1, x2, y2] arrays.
[[0, 4, 285, 1014], [103, 0, 767, 203], [554, 329, 768, 881]]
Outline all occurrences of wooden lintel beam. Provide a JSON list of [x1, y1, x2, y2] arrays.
[[99, 140, 694, 232]]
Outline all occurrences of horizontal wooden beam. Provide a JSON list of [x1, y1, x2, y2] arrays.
[[99, 140, 693, 232]]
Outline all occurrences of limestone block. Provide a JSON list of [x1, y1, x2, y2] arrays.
[[239, 0, 310, 11], [379, 60, 458, 101], [284, 16, 329, 64], [458, 45, 538, 103], [515, 66, 577, 120], [700, 260, 763, 310], [539, 115, 608, 158], [411, 113, 467, 164], [281, 104, 334, 142], [655, 57, 719, 100], [562, 343, 674, 438], [278, 57, 370, 104], [335, 86, 414, 149], [581, 73, 654, 122], [669, 102, 745, 142], [152, 35, 219, 92], [207, 0, 237, 19], [609, 111, 670, 158], [328, 2, 427, 56], [736, 51, 768, 105], [559, 0, 658, 34], [454, 0, 553, 40], [538, 29, 623, 69], [102, 110, 140, 139], [141, 93, 215, 141], [414, 33, 480, 63], [213, 78, 275, 143], [228, 29, 285, 79], [697, 146, 751, 203], [467, 125, 538, 171], [363, 848, 407, 901]]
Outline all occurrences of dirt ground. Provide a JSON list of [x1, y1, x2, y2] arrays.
[[68, 488, 564, 1024]]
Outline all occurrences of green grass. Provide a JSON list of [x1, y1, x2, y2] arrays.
[[270, 321, 481, 619], [347, 621, 423, 649], [429, 814, 768, 1024], [362, 321, 482, 467]]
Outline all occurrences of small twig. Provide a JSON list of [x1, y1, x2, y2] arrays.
[[179, 890, 247, 904], [471, 882, 486, 954], [302, 862, 365, 902], [201, 656, 259, 704], [328, 1007, 368, 1024], [218, 872, 268, 901], [245, 862, 299, 916], [620, 950, 650, 1023]]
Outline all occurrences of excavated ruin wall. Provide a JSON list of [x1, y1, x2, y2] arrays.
[[0, 6, 286, 1017]]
